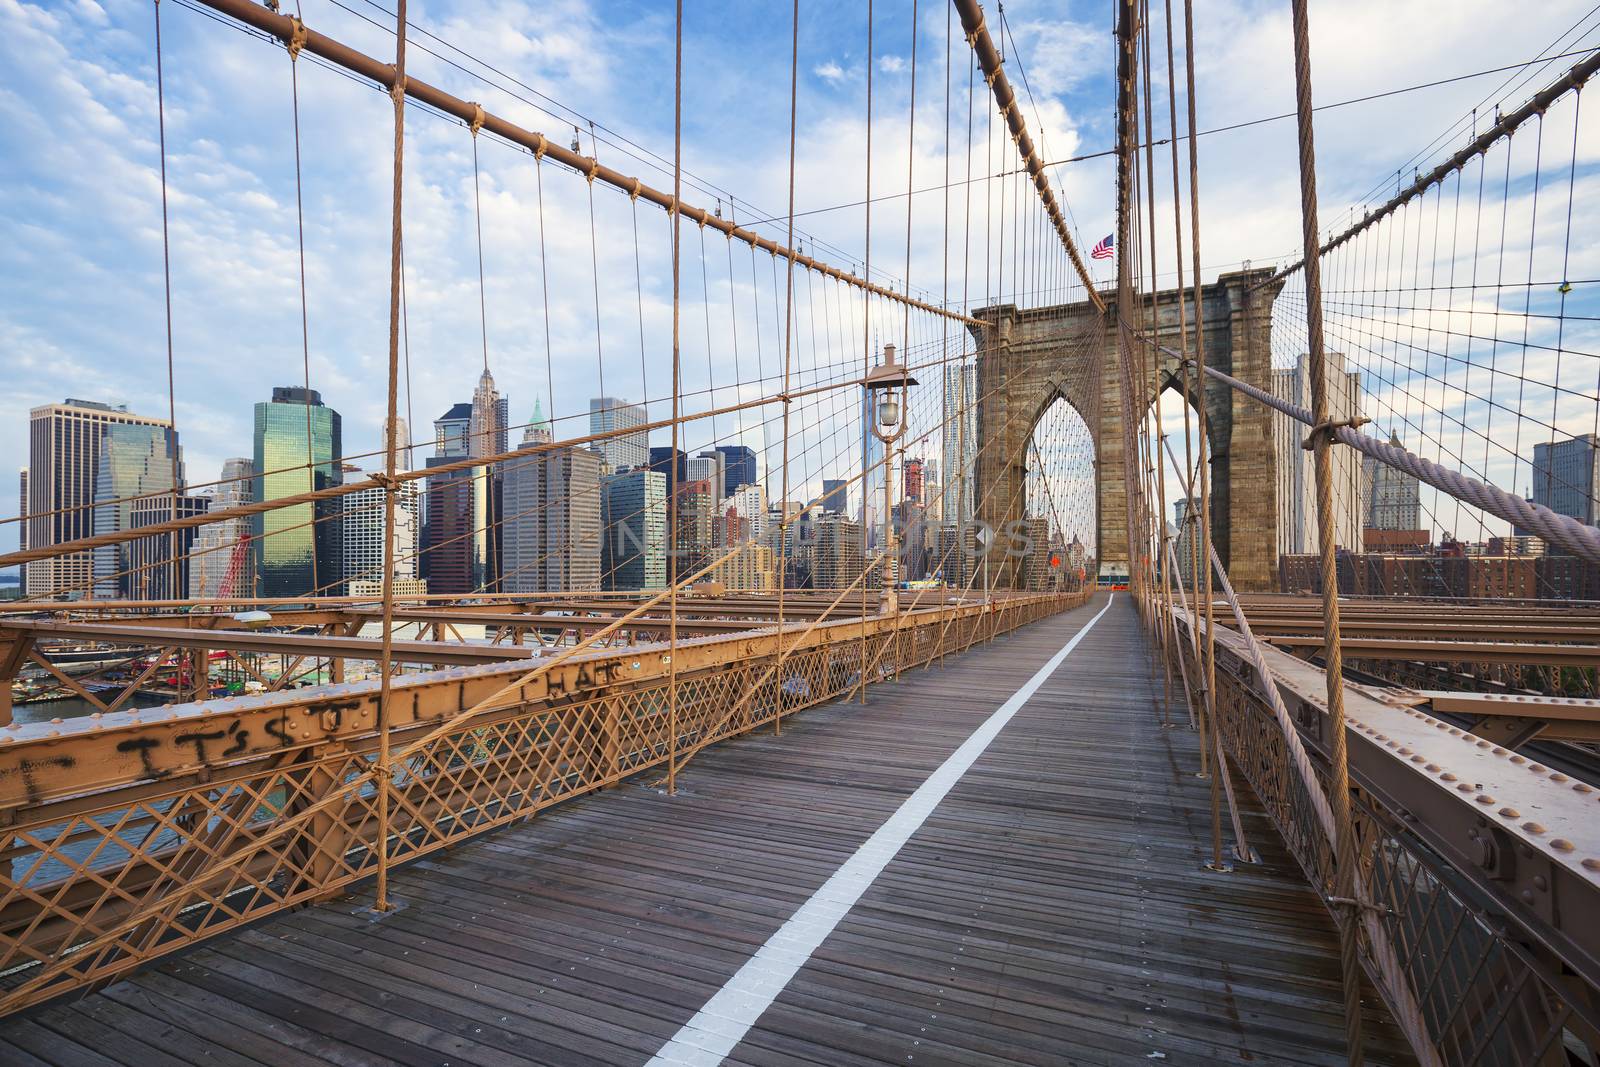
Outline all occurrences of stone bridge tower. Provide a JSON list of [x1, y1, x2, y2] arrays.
[[972, 267, 1283, 592]]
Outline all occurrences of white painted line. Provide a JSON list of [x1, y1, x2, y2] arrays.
[[644, 594, 1117, 1067]]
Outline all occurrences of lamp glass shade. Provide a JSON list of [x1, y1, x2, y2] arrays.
[[877, 392, 900, 428]]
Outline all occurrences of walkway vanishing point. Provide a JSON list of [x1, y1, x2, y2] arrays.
[[1, 597, 1414, 1066]]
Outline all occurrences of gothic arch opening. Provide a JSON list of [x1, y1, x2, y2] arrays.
[[1022, 394, 1096, 589]]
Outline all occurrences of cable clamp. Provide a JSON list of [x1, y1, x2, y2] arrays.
[[533, 134, 548, 160], [370, 472, 403, 492], [629, 178, 642, 201], [1301, 415, 1368, 451], [1327, 895, 1393, 917], [585, 159, 600, 183], [286, 15, 308, 61], [389, 73, 404, 106], [468, 103, 486, 137]]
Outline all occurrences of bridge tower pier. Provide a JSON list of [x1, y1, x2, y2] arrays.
[[972, 268, 1283, 592]]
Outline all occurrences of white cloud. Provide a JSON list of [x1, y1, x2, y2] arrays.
[[814, 60, 846, 84]]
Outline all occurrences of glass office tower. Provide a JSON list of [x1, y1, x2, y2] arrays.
[[252, 386, 343, 597]]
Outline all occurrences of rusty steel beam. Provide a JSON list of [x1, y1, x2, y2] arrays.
[[1420, 690, 1600, 746], [953, 0, 1105, 311], [1261, 633, 1600, 668], [1194, 616, 1600, 1003], [0, 600, 1029, 810], [0, 620, 537, 666]]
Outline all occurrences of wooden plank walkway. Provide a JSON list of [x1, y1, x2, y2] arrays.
[[2, 595, 1412, 1066]]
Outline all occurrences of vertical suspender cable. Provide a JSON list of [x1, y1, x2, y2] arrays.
[[859, 0, 874, 703], [1180, 0, 1218, 786], [776, 0, 800, 733], [374, 0, 409, 915], [152, 0, 182, 608], [667, 0, 683, 793], [1287, 0, 1364, 1060]]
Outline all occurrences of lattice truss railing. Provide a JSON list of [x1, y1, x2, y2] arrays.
[[0, 592, 1081, 1011]]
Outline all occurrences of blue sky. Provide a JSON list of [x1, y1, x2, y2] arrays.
[[4, 0, 1597, 560]]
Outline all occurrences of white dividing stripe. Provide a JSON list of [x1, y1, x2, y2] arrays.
[[645, 595, 1116, 1067]]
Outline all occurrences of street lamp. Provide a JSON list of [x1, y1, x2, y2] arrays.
[[864, 343, 917, 614]]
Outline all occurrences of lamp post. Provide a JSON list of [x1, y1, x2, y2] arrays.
[[864, 343, 917, 615]]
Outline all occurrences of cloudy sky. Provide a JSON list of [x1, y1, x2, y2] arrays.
[[4, 0, 1597, 561]]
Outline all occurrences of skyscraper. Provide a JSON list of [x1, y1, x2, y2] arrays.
[[433, 403, 472, 458], [601, 468, 667, 590], [714, 444, 758, 496], [687, 451, 725, 516], [1273, 355, 1363, 557], [819, 478, 847, 515], [1364, 431, 1423, 532], [672, 478, 715, 582], [589, 397, 649, 474], [252, 386, 342, 597], [91, 419, 185, 598], [468, 369, 508, 593], [127, 493, 208, 599], [502, 416, 602, 593], [190, 458, 255, 599], [421, 461, 474, 594], [942, 363, 977, 525], [342, 478, 421, 592], [904, 458, 925, 503], [1530, 433, 1599, 527], [26, 399, 177, 599], [468, 368, 508, 460], [813, 513, 863, 590]]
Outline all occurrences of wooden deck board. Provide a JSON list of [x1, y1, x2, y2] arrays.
[[4, 595, 1412, 1066]]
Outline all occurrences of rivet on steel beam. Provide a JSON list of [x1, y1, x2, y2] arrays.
[[1523, 822, 1546, 834], [1498, 807, 1519, 818], [1475, 795, 1494, 805], [1551, 839, 1575, 852], [1442, 772, 1458, 782], [1582, 858, 1600, 872], [1550, 773, 1569, 783]]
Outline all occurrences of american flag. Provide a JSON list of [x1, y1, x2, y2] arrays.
[[1090, 233, 1114, 260]]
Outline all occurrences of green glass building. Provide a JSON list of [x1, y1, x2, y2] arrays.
[[252, 386, 342, 597]]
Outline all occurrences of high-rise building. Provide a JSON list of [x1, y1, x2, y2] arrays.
[[714, 444, 758, 496], [26, 399, 178, 599], [813, 513, 863, 590], [1530, 433, 1599, 528], [92, 420, 185, 598], [923, 460, 943, 523], [727, 482, 768, 543], [671, 478, 715, 582], [687, 452, 725, 518], [502, 426, 602, 593], [819, 478, 848, 515], [1172, 498, 1199, 589], [468, 369, 508, 460], [942, 363, 977, 525], [341, 478, 421, 593], [601, 468, 667, 590], [648, 447, 688, 487], [469, 370, 508, 593], [128, 493, 209, 599], [252, 386, 342, 597], [904, 458, 925, 503], [434, 403, 473, 458], [590, 397, 649, 474], [705, 542, 774, 591], [421, 460, 474, 594], [1273, 355, 1363, 557], [17, 468, 27, 592], [190, 458, 256, 599], [1364, 430, 1423, 532], [524, 398, 554, 446]]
